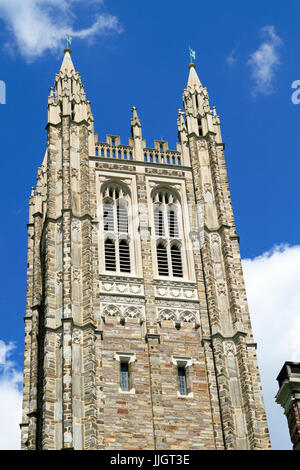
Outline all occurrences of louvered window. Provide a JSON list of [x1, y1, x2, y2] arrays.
[[105, 239, 116, 271], [117, 203, 128, 233], [171, 244, 183, 278], [153, 189, 185, 279], [157, 243, 169, 276], [154, 207, 164, 236], [168, 209, 179, 238], [102, 183, 133, 274], [119, 240, 130, 273], [103, 203, 114, 231]]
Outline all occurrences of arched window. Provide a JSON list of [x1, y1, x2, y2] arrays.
[[152, 188, 183, 278], [102, 182, 131, 274]]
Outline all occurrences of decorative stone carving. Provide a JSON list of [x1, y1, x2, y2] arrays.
[[71, 168, 79, 179], [198, 139, 207, 151], [223, 340, 236, 356], [56, 271, 63, 285], [123, 306, 143, 320], [73, 268, 80, 282], [216, 282, 227, 296], [73, 328, 81, 344], [102, 304, 122, 317], [159, 309, 176, 321], [179, 311, 196, 323], [56, 332, 62, 349], [71, 218, 81, 233]]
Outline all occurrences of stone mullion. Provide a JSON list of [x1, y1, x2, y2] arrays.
[[207, 137, 270, 449], [136, 173, 161, 450], [81, 219, 98, 448], [220, 229, 270, 448], [41, 221, 57, 449], [21, 223, 34, 448], [27, 213, 43, 449], [236, 338, 270, 449], [47, 125, 60, 219], [202, 235, 235, 447], [207, 136, 228, 228], [207, 137, 253, 448], [79, 124, 90, 216], [61, 116, 74, 448], [82, 326, 97, 449], [95, 331, 105, 449], [189, 135, 238, 449], [185, 177, 224, 449], [78, 122, 97, 447], [41, 331, 56, 449], [90, 156, 101, 446]]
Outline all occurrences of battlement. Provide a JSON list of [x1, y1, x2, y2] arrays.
[[94, 134, 182, 166]]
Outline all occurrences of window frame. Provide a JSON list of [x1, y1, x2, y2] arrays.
[[101, 183, 133, 275], [172, 356, 194, 398], [152, 189, 184, 280], [114, 352, 136, 394]]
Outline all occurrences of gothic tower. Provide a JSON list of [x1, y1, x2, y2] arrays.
[[20, 48, 271, 450]]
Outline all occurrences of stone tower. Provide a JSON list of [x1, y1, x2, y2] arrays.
[[20, 49, 271, 450], [276, 362, 300, 450]]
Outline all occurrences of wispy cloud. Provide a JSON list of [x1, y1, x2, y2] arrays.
[[0, 340, 23, 450], [0, 0, 123, 62], [248, 25, 282, 96], [226, 48, 238, 66], [242, 244, 300, 449]]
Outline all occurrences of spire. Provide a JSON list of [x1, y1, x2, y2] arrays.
[[60, 47, 75, 74], [187, 62, 202, 88]]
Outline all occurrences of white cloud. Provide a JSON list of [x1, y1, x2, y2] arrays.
[[248, 25, 282, 96], [242, 244, 300, 449], [0, 340, 23, 450], [0, 0, 123, 62]]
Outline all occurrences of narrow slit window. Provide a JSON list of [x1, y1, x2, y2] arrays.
[[171, 245, 183, 277], [105, 239, 116, 271], [178, 366, 187, 396], [120, 361, 129, 391], [119, 240, 131, 273], [157, 243, 168, 276], [198, 118, 203, 136]]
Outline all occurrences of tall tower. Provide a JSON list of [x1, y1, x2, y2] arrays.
[[20, 49, 271, 450]]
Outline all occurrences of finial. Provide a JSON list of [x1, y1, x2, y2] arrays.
[[131, 106, 138, 118], [64, 33, 72, 54], [189, 46, 196, 64]]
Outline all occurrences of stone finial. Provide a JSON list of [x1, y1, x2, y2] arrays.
[[131, 106, 141, 129]]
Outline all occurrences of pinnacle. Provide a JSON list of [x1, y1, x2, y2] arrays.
[[187, 63, 202, 88], [60, 48, 75, 74]]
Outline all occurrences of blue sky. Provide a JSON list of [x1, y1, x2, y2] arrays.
[[0, 0, 299, 450]]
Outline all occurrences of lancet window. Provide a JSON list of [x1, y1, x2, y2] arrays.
[[102, 183, 131, 274], [152, 188, 183, 278]]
